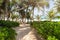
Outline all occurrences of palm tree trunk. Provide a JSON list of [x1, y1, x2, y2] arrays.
[[31, 7, 34, 22], [25, 7, 28, 23], [0, 8, 1, 20], [0, 14, 1, 20], [4, 0, 8, 20], [7, 11, 10, 20], [5, 0, 10, 20], [50, 18, 52, 21]]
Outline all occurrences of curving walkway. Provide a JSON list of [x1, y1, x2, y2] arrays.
[[14, 24, 37, 40]]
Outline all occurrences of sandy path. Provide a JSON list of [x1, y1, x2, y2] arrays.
[[14, 24, 37, 40]]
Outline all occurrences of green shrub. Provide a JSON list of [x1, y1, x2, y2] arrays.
[[31, 21, 60, 40], [0, 20, 19, 28], [0, 27, 17, 40], [47, 36, 58, 40], [0, 20, 19, 40]]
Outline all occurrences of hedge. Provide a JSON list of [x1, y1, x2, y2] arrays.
[[0, 20, 19, 40], [0, 20, 19, 28], [31, 21, 60, 40], [0, 27, 17, 40]]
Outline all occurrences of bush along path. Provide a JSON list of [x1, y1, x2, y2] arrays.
[[0, 20, 19, 40], [30, 21, 60, 40], [14, 24, 37, 40]]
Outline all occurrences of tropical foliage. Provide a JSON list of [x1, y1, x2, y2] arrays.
[[0, 27, 17, 40], [48, 10, 55, 21], [0, 20, 19, 28], [0, 20, 19, 40], [0, 0, 60, 40], [31, 21, 60, 40]]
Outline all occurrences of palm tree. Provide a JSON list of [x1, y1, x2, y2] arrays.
[[5, 0, 15, 20], [48, 10, 55, 21], [0, 0, 10, 20], [47, 0, 60, 21], [27, 0, 49, 21], [10, 0, 49, 22], [0, 0, 3, 20], [54, 0, 60, 13]]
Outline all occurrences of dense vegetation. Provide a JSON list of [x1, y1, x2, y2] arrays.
[[0, 27, 17, 40], [31, 21, 60, 40], [0, 0, 60, 40], [0, 20, 19, 28], [0, 20, 19, 40]]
